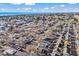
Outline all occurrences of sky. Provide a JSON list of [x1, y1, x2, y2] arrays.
[[0, 3, 79, 13], [0, 0, 79, 3]]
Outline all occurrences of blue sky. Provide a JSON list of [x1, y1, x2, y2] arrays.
[[0, 3, 79, 13]]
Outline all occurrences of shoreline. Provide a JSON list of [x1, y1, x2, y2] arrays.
[[0, 12, 79, 17]]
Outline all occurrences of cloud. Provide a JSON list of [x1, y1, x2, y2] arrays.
[[51, 7, 55, 9], [44, 8, 49, 10], [23, 8, 32, 10], [12, 3, 36, 5], [1, 7, 79, 13], [0, 0, 37, 3], [24, 3, 36, 5], [68, 3, 77, 4], [0, 3, 79, 13], [53, 4, 65, 8], [11, 3, 22, 5], [18, 7, 51, 12], [60, 4, 65, 7], [1, 0, 79, 3], [15, 8, 32, 12], [0, 8, 5, 11]]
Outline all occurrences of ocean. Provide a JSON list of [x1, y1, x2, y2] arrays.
[[0, 12, 48, 16], [0, 12, 77, 16]]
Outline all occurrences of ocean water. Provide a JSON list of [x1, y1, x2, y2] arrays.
[[0, 12, 77, 16], [0, 12, 46, 16]]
